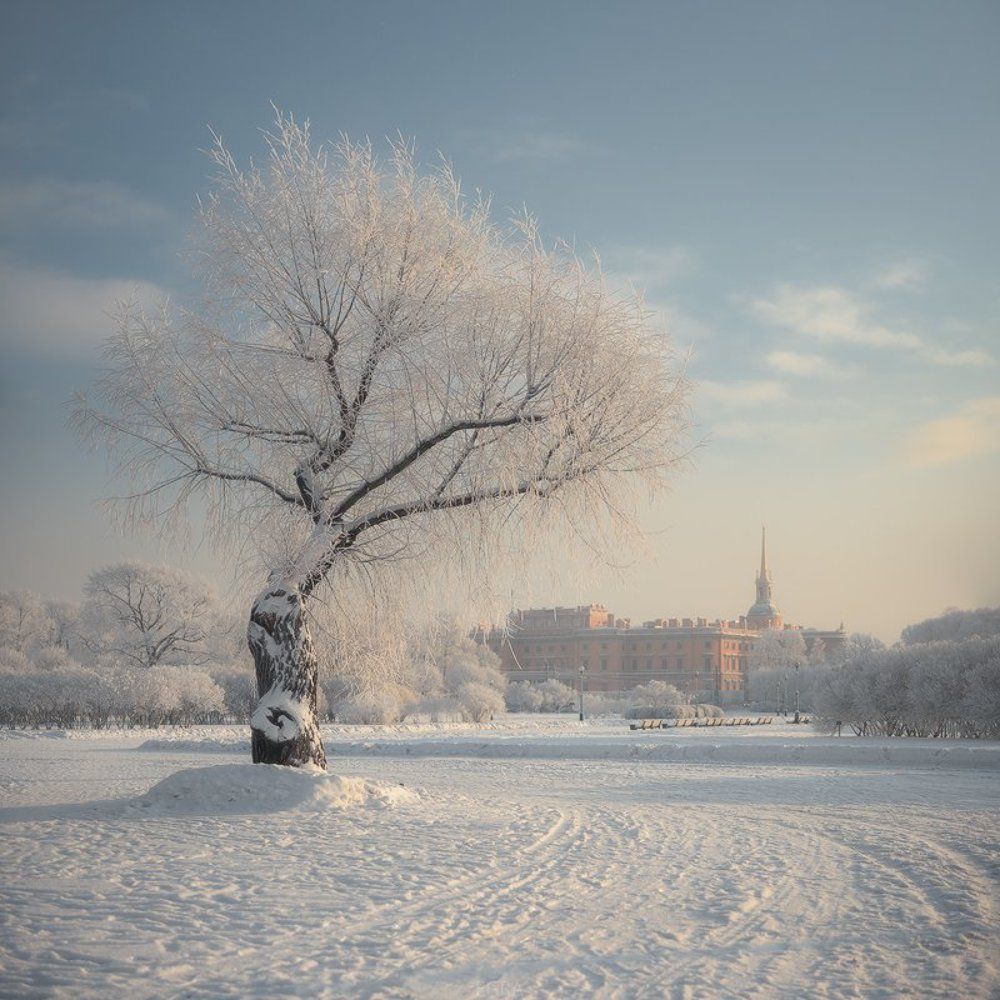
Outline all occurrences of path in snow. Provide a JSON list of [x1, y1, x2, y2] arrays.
[[0, 719, 997, 998]]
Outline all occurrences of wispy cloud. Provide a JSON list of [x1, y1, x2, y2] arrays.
[[0, 178, 168, 228], [765, 349, 848, 378], [751, 284, 992, 367], [469, 126, 588, 164], [604, 245, 695, 290], [0, 261, 165, 358], [873, 258, 930, 291], [699, 380, 787, 408], [903, 397, 1000, 469]]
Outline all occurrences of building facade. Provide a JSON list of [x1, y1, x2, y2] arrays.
[[489, 609, 753, 704], [486, 529, 845, 705]]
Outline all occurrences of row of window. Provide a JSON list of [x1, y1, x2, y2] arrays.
[[519, 656, 741, 673], [518, 638, 750, 654]]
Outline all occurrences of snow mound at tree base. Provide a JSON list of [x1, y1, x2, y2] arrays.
[[131, 763, 418, 816]]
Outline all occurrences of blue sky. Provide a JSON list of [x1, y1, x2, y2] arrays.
[[1, 0, 997, 639]]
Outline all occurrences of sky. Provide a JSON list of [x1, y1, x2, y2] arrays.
[[0, 0, 997, 642]]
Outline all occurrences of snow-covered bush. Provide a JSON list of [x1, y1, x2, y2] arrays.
[[454, 681, 505, 722], [0, 669, 117, 728], [336, 688, 411, 725], [624, 680, 693, 719], [120, 666, 226, 726], [813, 635, 1000, 738], [401, 695, 465, 723], [0, 648, 32, 675], [214, 671, 258, 721], [535, 678, 577, 711], [30, 645, 80, 673], [505, 680, 545, 712], [322, 618, 507, 725]]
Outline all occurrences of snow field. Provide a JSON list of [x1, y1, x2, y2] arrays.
[[0, 717, 997, 998]]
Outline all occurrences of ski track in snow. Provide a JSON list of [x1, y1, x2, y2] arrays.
[[0, 719, 998, 999]]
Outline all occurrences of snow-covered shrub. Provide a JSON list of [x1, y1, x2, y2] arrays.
[[535, 678, 577, 711], [505, 680, 545, 712], [624, 680, 692, 719], [454, 681, 505, 722], [30, 645, 80, 673], [402, 695, 465, 723], [0, 648, 32, 675], [116, 665, 225, 726], [0, 669, 110, 728], [336, 688, 411, 724], [813, 635, 1000, 738], [962, 653, 1000, 739], [214, 671, 257, 721], [323, 619, 508, 725]]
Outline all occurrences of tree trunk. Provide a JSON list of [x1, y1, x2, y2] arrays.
[[247, 585, 326, 769]]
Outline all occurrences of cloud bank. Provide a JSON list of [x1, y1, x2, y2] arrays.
[[0, 261, 165, 358]]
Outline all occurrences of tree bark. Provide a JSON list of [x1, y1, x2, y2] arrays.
[[247, 585, 327, 769]]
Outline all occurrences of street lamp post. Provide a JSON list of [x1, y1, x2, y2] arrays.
[[579, 664, 586, 722], [794, 662, 800, 721]]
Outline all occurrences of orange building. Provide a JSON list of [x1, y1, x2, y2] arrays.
[[486, 529, 845, 705], [490, 608, 753, 704]]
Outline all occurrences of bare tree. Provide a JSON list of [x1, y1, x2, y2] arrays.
[[78, 113, 690, 768], [79, 563, 216, 669]]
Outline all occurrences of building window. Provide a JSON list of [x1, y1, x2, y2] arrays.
[[704, 655, 712, 668], [676, 657, 683, 669]]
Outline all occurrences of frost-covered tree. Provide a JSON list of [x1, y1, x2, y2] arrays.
[[0, 591, 53, 654], [807, 637, 826, 665], [78, 113, 689, 768], [749, 628, 806, 671], [901, 606, 1000, 646], [813, 635, 1000, 738], [45, 601, 80, 652], [838, 632, 886, 661], [79, 563, 216, 669], [746, 628, 806, 709]]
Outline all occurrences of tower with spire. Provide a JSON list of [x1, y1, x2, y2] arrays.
[[746, 526, 783, 629]]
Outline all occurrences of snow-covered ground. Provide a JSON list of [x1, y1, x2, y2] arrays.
[[1, 716, 998, 998]]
